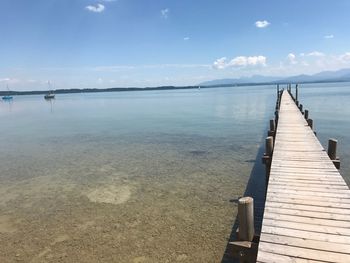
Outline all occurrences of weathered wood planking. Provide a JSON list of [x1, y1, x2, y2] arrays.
[[256, 90, 350, 262]]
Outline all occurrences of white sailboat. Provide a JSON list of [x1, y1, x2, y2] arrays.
[[44, 81, 55, 99], [2, 84, 13, 100]]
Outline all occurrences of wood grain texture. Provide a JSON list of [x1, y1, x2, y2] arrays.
[[256, 90, 350, 262]]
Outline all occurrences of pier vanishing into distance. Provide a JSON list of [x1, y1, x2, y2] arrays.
[[229, 85, 350, 263]]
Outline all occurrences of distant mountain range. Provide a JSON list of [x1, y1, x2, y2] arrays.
[[199, 68, 350, 86], [3, 68, 350, 96]]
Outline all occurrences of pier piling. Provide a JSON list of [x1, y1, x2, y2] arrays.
[[328, 138, 340, 169], [307, 118, 313, 129], [238, 197, 255, 242], [268, 119, 276, 137]]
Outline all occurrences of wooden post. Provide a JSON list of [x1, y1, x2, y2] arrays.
[[295, 84, 298, 102], [228, 196, 258, 262], [266, 136, 274, 156], [327, 138, 340, 169], [299, 104, 303, 112], [238, 197, 255, 242], [304, 109, 309, 120], [270, 119, 275, 132], [307, 119, 313, 130], [275, 109, 279, 124], [328, 139, 337, 160], [268, 119, 276, 137], [262, 136, 273, 183]]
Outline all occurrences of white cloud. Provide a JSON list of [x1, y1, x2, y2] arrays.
[[307, 51, 325, 57], [324, 34, 334, 39], [86, 4, 105, 13], [161, 8, 169, 18], [230, 56, 266, 67], [340, 52, 350, 62], [0, 78, 20, 84], [213, 55, 266, 69], [213, 57, 227, 69], [183, 37, 190, 41], [255, 20, 270, 28], [287, 53, 297, 64]]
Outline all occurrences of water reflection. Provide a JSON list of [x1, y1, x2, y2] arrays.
[[1, 98, 13, 112], [45, 97, 55, 113]]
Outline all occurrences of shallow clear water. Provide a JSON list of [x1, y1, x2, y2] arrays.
[[0, 83, 348, 262]]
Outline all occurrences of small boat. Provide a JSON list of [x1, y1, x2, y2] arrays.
[[44, 81, 55, 99], [2, 95, 13, 100], [2, 84, 13, 100], [44, 93, 55, 99]]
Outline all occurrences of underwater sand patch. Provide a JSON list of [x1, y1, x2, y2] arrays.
[[0, 215, 17, 233], [85, 185, 131, 205], [51, 234, 70, 245]]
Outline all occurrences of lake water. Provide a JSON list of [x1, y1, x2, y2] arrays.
[[0, 83, 349, 262]]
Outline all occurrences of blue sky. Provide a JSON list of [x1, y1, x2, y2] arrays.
[[1, 0, 350, 90]]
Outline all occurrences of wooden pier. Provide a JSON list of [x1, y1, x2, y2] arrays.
[[256, 89, 350, 262]]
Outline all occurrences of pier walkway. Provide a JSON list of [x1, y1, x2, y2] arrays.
[[256, 90, 350, 262]]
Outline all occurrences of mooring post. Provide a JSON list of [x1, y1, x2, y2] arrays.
[[262, 136, 274, 184], [299, 104, 303, 113], [304, 109, 309, 120], [274, 109, 279, 124], [268, 119, 276, 137], [266, 136, 273, 157], [288, 84, 291, 97], [238, 197, 255, 242], [307, 119, 313, 130], [228, 196, 258, 263], [328, 138, 340, 169], [307, 119, 317, 136], [295, 84, 298, 102]]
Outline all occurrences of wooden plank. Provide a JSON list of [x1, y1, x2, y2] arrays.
[[267, 184, 350, 193], [269, 182, 349, 190], [269, 178, 347, 186], [270, 169, 340, 175], [257, 250, 323, 263], [261, 225, 350, 244], [265, 201, 350, 215], [263, 218, 350, 236], [269, 175, 345, 182], [266, 189, 350, 199], [266, 196, 350, 209], [263, 212, 350, 228], [260, 233, 350, 255], [258, 242, 350, 263], [266, 193, 350, 204]]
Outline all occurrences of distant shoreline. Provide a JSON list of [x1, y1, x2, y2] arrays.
[[1, 79, 349, 96]]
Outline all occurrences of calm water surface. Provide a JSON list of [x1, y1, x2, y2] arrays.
[[0, 83, 348, 262]]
